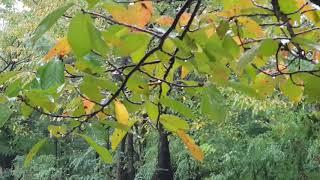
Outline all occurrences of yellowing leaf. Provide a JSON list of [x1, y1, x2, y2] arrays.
[[44, 37, 71, 61], [83, 99, 95, 114], [238, 17, 264, 38], [156, 16, 174, 26], [114, 100, 129, 125], [296, 0, 318, 22], [252, 73, 276, 98], [110, 120, 136, 151], [279, 77, 303, 102], [48, 125, 67, 138], [176, 130, 204, 162], [104, 1, 153, 28], [181, 66, 190, 79]]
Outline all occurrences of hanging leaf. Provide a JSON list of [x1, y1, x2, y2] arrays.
[[24, 138, 48, 167], [44, 37, 71, 61], [68, 14, 108, 57], [114, 100, 129, 125], [176, 130, 204, 162], [160, 96, 196, 119], [160, 114, 189, 132], [0, 104, 12, 128], [31, 3, 74, 44], [200, 86, 226, 122], [110, 120, 136, 151], [279, 78, 303, 102], [78, 134, 112, 163], [40, 59, 65, 90], [145, 101, 158, 122], [252, 73, 276, 98]]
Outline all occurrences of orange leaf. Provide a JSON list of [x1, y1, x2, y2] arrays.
[[156, 16, 174, 26], [105, 1, 153, 28], [176, 130, 204, 162], [179, 13, 191, 26], [44, 37, 71, 61], [83, 99, 95, 114]]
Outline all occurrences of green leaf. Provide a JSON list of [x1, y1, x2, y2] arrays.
[[31, 3, 73, 44], [237, 45, 259, 73], [86, 0, 99, 9], [79, 75, 117, 102], [279, 0, 297, 14], [228, 81, 261, 98], [279, 78, 303, 102], [223, 35, 240, 58], [68, 14, 108, 57], [78, 134, 113, 163], [5, 80, 22, 97], [160, 114, 189, 132], [21, 103, 33, 118], [293, 37, 320, 51], [145, 101, 158, 122], [40, 60, 65, 90], [0, 71, 19, 85], [303, 75, 320, 102], [160, 96, 196, 119], [217, 20, 229, 38], [24, 138, 48, 167], [0, 104, 12, 128], [200, 86, 226, 122], [25, 90, 55, 112], [258, 39, 278, 57]]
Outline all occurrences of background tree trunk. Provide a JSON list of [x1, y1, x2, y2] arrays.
[[116, 138, 127, 180], [153, 125, 173, 180], [126, 133, 135, 180]]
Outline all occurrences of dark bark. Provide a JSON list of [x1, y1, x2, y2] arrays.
[[153, 125, 173, 180], [126, 133, 135, 180], [116, 138, 127, 180]]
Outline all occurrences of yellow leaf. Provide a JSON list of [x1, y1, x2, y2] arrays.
[[114, 100, 129, 125], [156, 16, 174, 26], [83, 99, 95, 114], [44, 37, 71, 61], [181, 66, 190, 79], [176, 130, 204, 162], [110, 128, 126, 151]]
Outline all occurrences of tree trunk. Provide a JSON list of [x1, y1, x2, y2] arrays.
[[116, 138, 127, 180], [153, 125, 173, 180], [126, 133, 135, 180]]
